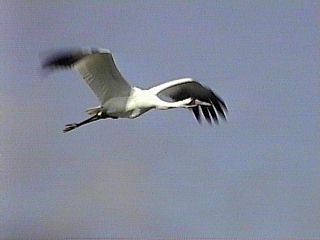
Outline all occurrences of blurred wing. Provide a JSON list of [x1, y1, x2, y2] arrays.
[[42, 48, 132, 104], [150, 78, 227, 124]]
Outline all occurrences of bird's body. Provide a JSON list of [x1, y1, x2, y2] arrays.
[[42, 48, 227, 132]]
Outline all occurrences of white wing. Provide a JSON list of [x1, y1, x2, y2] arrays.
[[149, 78, 227, 124], [148, 78, 194, 95], [42, 48, 132, 104]]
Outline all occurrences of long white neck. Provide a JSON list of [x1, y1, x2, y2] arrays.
[[130, 88, 192, 110], [155, 97, 193, 110]]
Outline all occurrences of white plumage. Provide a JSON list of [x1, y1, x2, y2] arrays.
[[42, 48, 227, 132]]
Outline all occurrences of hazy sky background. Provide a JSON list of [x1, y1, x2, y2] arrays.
[[1, 1, 319, 239]]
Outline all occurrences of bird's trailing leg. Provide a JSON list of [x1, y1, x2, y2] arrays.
[[63, 114, 102, 133]]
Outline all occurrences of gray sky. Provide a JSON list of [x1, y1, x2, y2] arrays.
[[1, 1, 319, 239]]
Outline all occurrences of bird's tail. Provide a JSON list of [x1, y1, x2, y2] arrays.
[[85, 106, 102, 116]]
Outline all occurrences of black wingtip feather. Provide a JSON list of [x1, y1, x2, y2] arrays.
[[192, 106, 201, 123], [41, 48, 107, 70], [208, 90, 228, 120], [208, 106, 219, 124], [42, 51, 85, 69], [201, 106, 212, 124], [212, 100, 226, 120]]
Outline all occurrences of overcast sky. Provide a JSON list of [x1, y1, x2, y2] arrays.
[[1, 1, 319, 239]]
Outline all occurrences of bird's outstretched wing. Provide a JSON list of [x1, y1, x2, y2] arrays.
[[150, 78, 227, 124], [42, 48, 132, 104]]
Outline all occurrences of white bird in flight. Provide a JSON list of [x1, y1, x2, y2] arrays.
[[42, 48, 227, 132]]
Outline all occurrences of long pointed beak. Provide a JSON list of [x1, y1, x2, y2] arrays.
[[186, 99, 211, 108]]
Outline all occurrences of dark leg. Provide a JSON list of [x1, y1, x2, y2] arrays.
[[63, 114, 102, 133]]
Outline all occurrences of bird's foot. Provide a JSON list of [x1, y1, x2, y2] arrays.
[[63, 123, 79, 133]]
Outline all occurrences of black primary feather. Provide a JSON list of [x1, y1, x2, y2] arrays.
[[201, 106, 212, 124], [192, 106, 201, 123], [41, 48, 105, 69], [42, 50, 89, 69], [158, 81, 227, 124]]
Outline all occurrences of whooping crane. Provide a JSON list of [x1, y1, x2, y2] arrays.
[[42, 48, 227, 132]]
